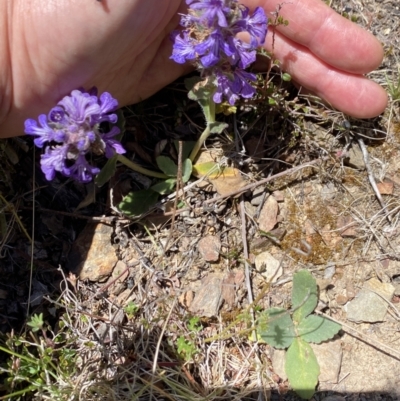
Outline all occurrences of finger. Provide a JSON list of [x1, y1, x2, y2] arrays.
[[263, 30, 387, 118], [242, 0, 384, 74]]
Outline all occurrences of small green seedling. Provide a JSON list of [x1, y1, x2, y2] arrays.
[[0, 313, 77, 400], [256, 270, 341, 399], [175, 316, 203, 362], [26, 313, 44, 333], [176, 336, 198, 362], [187, 316, 202, 333], [386, 69, 400, 102], [124, 301, 139, 319]]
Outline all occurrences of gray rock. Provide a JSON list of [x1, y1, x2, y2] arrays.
[[344, 146, 365, 170], [271, 348, 287, 380], [324, 263, 336, 279], [68, 223, 118, 282], [251, 187, 266, 206], [254, 251, 282, 283], [345, 278, 395, 323], [310, 340, 342, 383], [258, 195, 279, 232], [321, 182, 337, 200], [189, 273, 223, 317], [197, 235, 221, 262]]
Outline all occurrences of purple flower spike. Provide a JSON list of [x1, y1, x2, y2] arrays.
[[25, 88, 125, 183], [170, 0, 268, 105]]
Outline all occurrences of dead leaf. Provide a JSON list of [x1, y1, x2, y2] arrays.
[[210, 169, 247, 196]]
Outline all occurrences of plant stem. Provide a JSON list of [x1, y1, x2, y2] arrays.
[[189, 124, 211, 162], [189, 95, 216, 162], [117, 155, 168, 179], [0, 345, 37, 364], [0, 385, 37, 400]]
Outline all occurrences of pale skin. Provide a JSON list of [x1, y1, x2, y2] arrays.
[[0, 0, 387, 138]]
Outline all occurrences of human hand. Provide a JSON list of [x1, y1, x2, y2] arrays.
[[243, 0, 387, 119], [0, 0, 387, 138]]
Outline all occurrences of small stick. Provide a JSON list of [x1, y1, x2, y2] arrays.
[[164, 141, 183, 252], [239, 198, 255, 336], [152, 297, 177, 374], [146, 158, 323, 218], [357, 137, 392, 223], [315, 310, 400, 360]]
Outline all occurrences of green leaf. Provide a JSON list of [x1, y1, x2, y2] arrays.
[[95, 154, 118, 187], [156, 156, 178, 177], [282, 72, 292, 82], [176, 336, 198, 361], [257, 308, 295, 349], [285, 337, 319, 399], [118, 189, 159, 216], [182, 158, 192, 183], [124, 301, 139, 318], [292, 270, 318, 323], [186, 78, 216, 123], [27, 313, 44, 333], [187, 316, 202, 333], [174, 141, 196, 160], [151, 178, 176, 195], [209, 121, 229, 134], [192, 161, 220, 178], [297, 315, 341, 343]]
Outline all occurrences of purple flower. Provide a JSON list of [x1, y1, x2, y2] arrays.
[[235, 7, 268, 47], [170, 0, 268, 104], [188, 0, 231, 27], [102, 126, 126, 158], [24, 115, 63, 148], [67, 154, 101, 184], [224, 37, 256, 68], [195, 30, 225, 67], [233, 69, 257, 98], [170, 31, 197, 64], [25, 88, 125, 183], [213, 72, 240, 105], [213, 68, 256, 105], [40, 146, 70, 181]]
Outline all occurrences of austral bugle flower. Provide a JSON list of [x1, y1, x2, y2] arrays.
[[25, 88, 125, 183], [170, 0, 268, 105]]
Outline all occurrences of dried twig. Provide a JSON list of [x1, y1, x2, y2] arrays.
[[357, 137, 392, 223], [147, 158, 324, 219], [164, 140, 183, 252], [315, 310, 400, 360]]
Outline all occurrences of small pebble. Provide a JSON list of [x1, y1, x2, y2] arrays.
[[324, 263, 336, 279]]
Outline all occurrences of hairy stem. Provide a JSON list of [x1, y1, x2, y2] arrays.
[[189, 96, 216, 162]]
